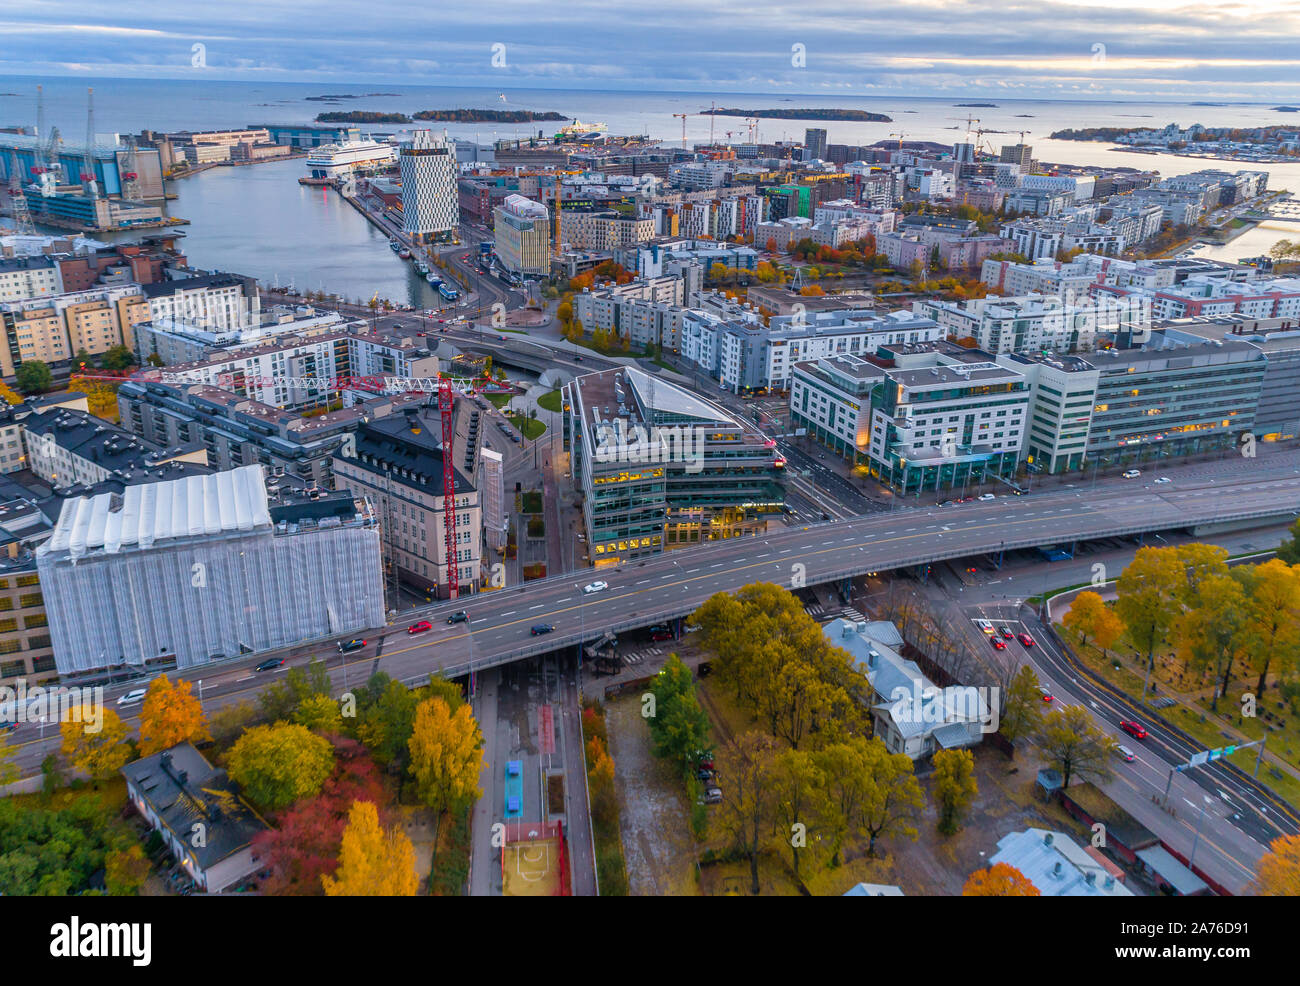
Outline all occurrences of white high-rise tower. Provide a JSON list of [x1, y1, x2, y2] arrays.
[[400, 129, 458, 241]]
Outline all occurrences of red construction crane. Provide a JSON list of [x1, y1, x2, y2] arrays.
[[437, 377, 460, 600]]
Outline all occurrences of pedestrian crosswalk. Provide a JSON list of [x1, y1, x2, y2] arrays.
[[805, 604, 868, 623], [622, 647, 664, 666]]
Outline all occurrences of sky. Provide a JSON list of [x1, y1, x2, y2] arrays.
[[3, 0, 1300, 101]]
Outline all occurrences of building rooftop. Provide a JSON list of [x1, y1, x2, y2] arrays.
[[990, 828, 1134, 897], [121, 743, 269, 874]]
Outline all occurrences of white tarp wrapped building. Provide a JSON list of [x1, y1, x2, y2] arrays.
[[36, 464, 384, 675]]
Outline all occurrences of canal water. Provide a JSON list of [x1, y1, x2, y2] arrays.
[[90, 157, 445, 309]]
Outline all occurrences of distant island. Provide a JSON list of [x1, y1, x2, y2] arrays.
[[412, 109, 567, 123], [316, 111, 410, 123], [307, 93, 401, 101], [1274, 106, 1300, 112], [1050, 126, 1143, 141], [314, 108, 567, 124], [701, 107, 892, 123], [955, 103, 997, 107]]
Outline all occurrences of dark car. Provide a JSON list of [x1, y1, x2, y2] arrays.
[[573, 354, 583, 362], [649, 627, 673, 642], [990, 637, 1007, 651], [338, 638, 367, 653], [530, 624, 554, 636], [447, 610, 469, 624], [0, 721, 17, 734], [254, 657, 285, 672]]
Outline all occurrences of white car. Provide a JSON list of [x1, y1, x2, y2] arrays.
[[1122, 469, 1141, 479], [1154, 476, 1171, 484], [1116, 745, 1137, 763], [116, 688, 148, 707], [582, 580, 608, 595], [976, 619, 996, 636], [977, 493, 996, 502]]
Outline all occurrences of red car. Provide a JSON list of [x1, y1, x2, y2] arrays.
[[990, 638, 1007, 651], [1039, 687, 1054, 703], [407, 620, 433, 635], [1018, 632, 1035, 647], [1121, 720, 1148, 740]]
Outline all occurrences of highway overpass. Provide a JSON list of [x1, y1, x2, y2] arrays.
[[371, 468, 1300, 687]]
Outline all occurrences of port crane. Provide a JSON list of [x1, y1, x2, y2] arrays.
[[5, 153, 34, 235], [80, 88, 99, 199]]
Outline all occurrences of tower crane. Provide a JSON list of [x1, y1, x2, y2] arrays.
[[746, 117, 759, 143], [672, 112, 689, 150], [888, 131, 908, 156]]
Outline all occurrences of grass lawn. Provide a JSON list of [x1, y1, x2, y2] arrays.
[[508, 413, 546, 440], [536, 389, 562, 413], [487, 393, 511, 409]]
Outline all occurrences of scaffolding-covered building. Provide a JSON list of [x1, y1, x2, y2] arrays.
[[36, 464, 384, 675]]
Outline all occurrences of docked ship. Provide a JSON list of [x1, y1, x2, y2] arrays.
[[556, 119, 607, 141], [303, 139, 398, 181]]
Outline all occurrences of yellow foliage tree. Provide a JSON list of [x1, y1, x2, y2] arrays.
[[1062, 590, 1124, 653], [105, 844, 151, 895], [0, 381, 22, 406], [963, 863, 1041, 896], [60, 705, 132, 783], [1253, 832, 1300, 895], [321, 800, 418, 896], [407, 697, 485, 846], [138, 674, 211, 755]]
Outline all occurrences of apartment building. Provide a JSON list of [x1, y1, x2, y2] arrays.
[[913, 294, 1148, 354], [22, 406, 208, 489], [151, 328, 439, 410], [994, 352, 1100, 474], [1094, 274, 1300, 321], [331, 406, 482, 598], [141, 272, 260, 336], [681, 307, 943, 393], [571, 277, 687, 352], [0, 256, 63, 303], [562, 366, 784, 565], [558, 209, 654, 252], [0, 284, 150, 375], [135, 305, 356, 365]]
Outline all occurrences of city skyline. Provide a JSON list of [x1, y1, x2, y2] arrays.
[[4, 1, 1300, 101]]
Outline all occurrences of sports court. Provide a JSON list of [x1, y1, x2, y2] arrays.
[[501, 820, 570, 896]]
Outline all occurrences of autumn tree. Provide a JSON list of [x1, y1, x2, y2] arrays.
[[1237, 559, 1300, 697], [294, 693, 344, 734], [962, 862, 1040, 896], [407, 697, 485, 849], [710, 731, 782, 895], [859, 738, 924, 857], [104, 845, 151, 896], [1115, 547, 1184, 687], [1174, 572, 1246, 711], [0, 732, 18, 786], [226, 723, 335, 810], [998, 664, 1045, 745], [1062, 591, 1124, 653], [60, 705, 132, 785], [253, 737, 388, 895], [1036, 705, 1116, 790], [1252, 832, 1300, 896], [207, 700, 258, 747], [932, 748, 978, 835], [769, 748, 829, 877], [259, 660, 332, 724], [321, 800, 418, 896], [138, 675, 211, 755]]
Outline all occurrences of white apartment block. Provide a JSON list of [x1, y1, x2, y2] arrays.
[[0, 257, 63, 303], [559, 210, 654, 252], [142, 274, 259, 334], [572, 277, 687, 351], [1020, 173, 1096, 203], [913, 295, 1145, 354]]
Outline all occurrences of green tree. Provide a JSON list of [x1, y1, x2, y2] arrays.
[[1276, 517, 1300, 566], [14, 360, 52, 395], [227, 723, 335, 810], [104, 844, 150, 895], [1035, 705, 1116, 790], [100, 344, 134, 372], [931, 748, 978, 835], [999, 664, 1045, 745], [0, 732, 18, 786], [357, 674, 420, 767], [294, 693, 344, 734]]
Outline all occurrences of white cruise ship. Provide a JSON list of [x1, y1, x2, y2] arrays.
[[304, 139, 398, 180]]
